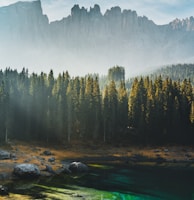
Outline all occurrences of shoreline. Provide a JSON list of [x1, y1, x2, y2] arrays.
[[0, 141, 194, 183]]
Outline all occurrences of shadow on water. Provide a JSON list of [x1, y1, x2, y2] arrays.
[[77, 164, 194, 200], [4, 164, 194, 199]]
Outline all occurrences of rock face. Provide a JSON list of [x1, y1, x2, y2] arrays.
[[0, 150, 11, 160], [0, 1, 194, 76], [13, 164, 40, 178], [0, 0, 49, 44], [170, 17, 194, 31]]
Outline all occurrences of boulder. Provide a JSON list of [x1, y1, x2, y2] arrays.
[[43, 150, 52, 156], [0, 185, 8, 196], [0, 150, 11, 160], [45, 165, 55, 175], [153, 149, 161, 153], [11, 153, 17, 159], [48, 157, 55, 163], [13, 164, 40, 178], [69, 162, 88, 173], [156, 157, 166, 164], [59, 164, 71, 174]]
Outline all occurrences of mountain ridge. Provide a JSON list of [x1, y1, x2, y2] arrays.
[[0, 0, 194, 77]]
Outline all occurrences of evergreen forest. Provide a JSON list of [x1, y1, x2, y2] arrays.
[[151, 63, 194, 85], [0, 65, 193, 145]]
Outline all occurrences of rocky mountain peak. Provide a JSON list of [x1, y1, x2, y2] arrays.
[[105, 6, 122, 17], [0, 1, 194, 76], [7, 0, 42, 14], [71, 5, 88, 19], [170, 17, 194, 31], [89, 4, 102, 18], [0, 0, 47, 24], [0, 0, 48, 45], [71, 4, 103, 20]]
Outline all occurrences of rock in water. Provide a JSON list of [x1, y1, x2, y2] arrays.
[[0, 185, 8, 196], [56, 164, 71, 174], [69, 162, 88, 173], [13, 164, 40, 178], [45, 164, 55, 174]]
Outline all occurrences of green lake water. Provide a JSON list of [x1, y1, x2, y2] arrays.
[[3, 164, 194, 200]]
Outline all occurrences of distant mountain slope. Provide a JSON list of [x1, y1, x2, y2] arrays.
[[151, 64, 194, 85], [0, 0, 194, 76]]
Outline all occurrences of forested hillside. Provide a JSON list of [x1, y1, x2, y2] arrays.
[[151, 64, 194, 85], [0, 67, 193, 145], [129, 76, 193, 143]]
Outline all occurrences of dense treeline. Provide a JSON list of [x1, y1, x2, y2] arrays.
[[125, 63, 194, 92], [108, 66, 125, 82], [151, 64, 194, 85], [129, 76, 193, 144], [99, 66, 125, 90], [0, 68, 193, 145]]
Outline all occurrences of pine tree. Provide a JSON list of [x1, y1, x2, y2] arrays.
[[92, 77, 102, 139], [0, 81, 7, 142], [118, 81, 128, 138], [108, 80, 118, 140], [128, 77, 147, 142], [46, 70, 55, 142], [78, 77, 87, 139], [52, 73, 63, 141], [102, 86, 109, 142], [66, 80, 73, 143], [180, 80, 192, 124], [84, 76, 94, 139], [108, 66, 125, 83]]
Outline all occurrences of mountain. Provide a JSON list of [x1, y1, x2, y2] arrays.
[[0, 0, 194, 77]]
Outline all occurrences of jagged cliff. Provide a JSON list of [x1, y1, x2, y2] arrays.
[[0, 0, 49, 44], [0, 0, 194, 76]]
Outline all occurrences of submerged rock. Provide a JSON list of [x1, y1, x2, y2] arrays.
[[57, 164, 71, 174], [45, 164, 56, 175], [13, 163, 40, 178], [69, 162, 88, 173]]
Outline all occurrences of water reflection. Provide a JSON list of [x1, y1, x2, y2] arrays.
[[4, 164, 194, 200], [79, 164, 194, 199]]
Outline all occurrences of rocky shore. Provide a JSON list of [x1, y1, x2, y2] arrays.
[[0, 141, 194, 184]]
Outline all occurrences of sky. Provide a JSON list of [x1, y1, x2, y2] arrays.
[[0, 0, 194, 25]]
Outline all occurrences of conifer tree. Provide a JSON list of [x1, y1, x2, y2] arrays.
[[66, 80, 73, 143], [102, 86, 109, 142], [92, 77, 102, 139], [118, 81, 128, 137], [108, 80, 118, 140]]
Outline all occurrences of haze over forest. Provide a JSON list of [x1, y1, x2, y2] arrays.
[[1, 0, 194, 77]]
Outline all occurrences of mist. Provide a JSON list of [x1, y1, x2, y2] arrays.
[[0, 1, 194, 78]]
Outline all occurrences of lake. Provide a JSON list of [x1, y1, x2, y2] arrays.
[[3, 163, 194, 199]]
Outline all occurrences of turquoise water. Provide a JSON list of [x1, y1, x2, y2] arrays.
[[5, 164, 194, 199], [77, 164, 194, 199]]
